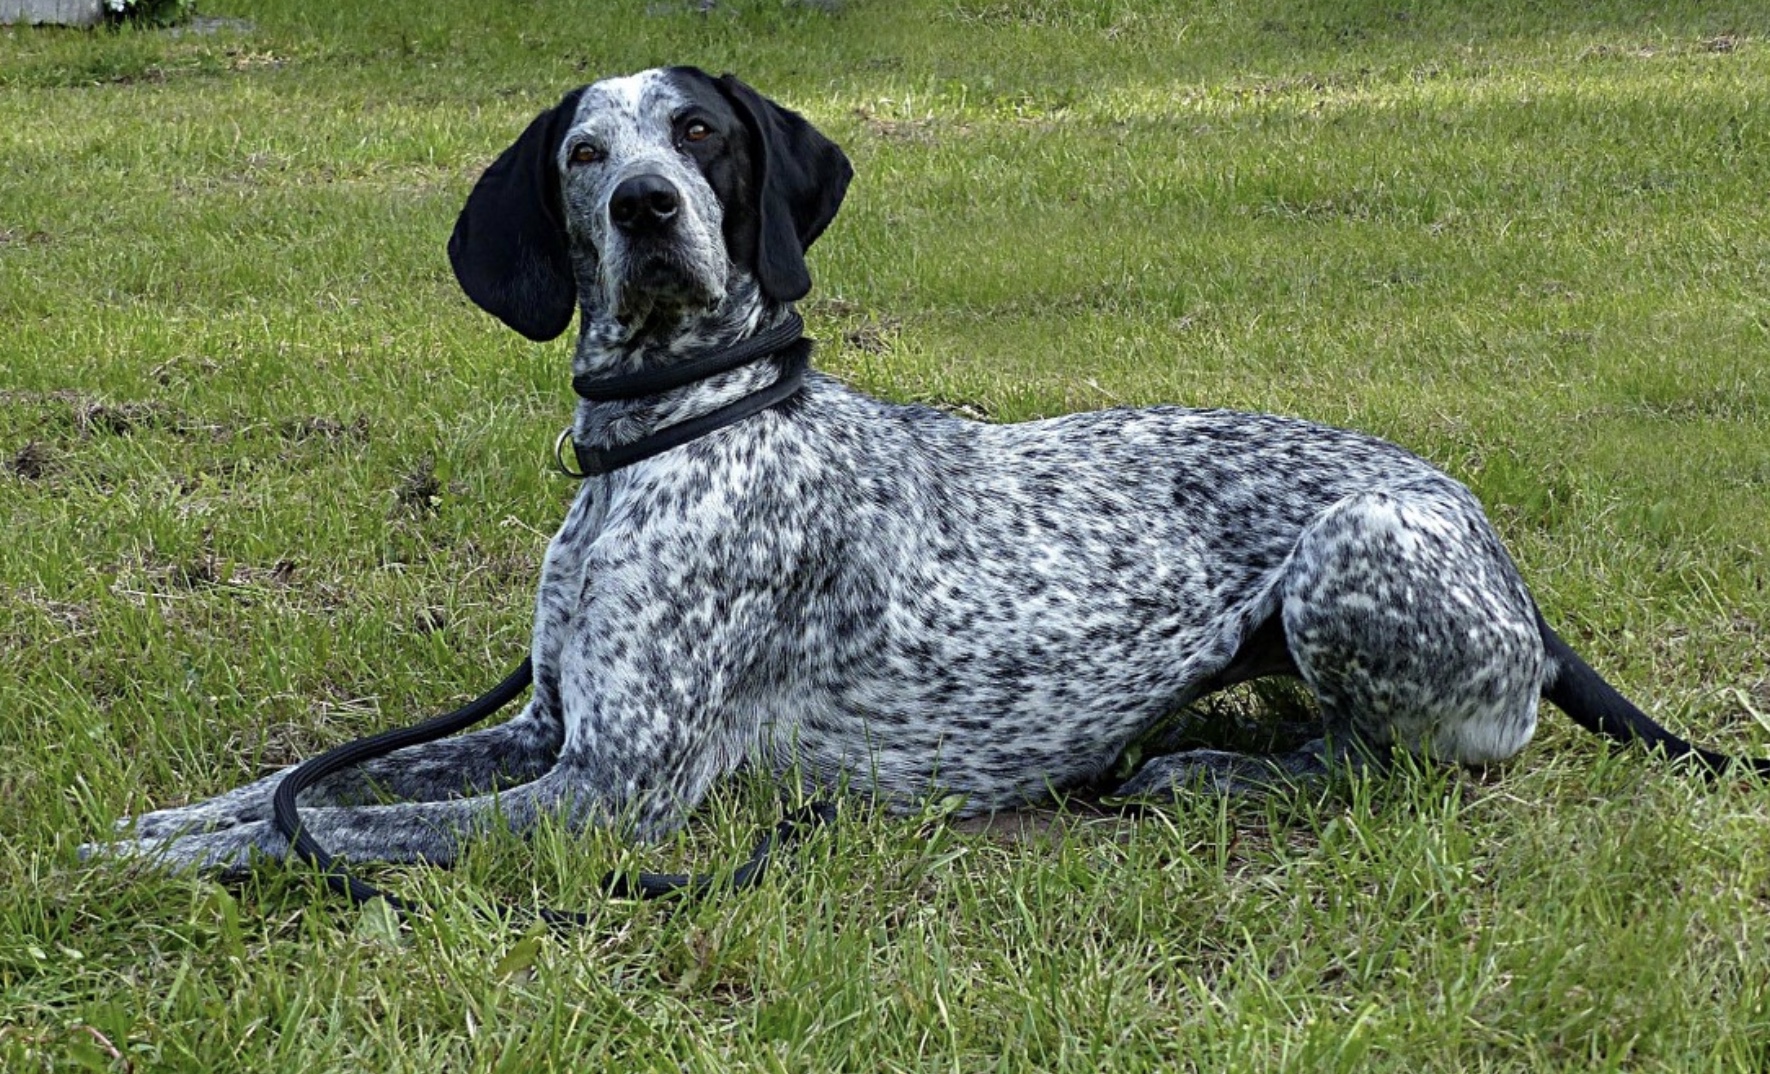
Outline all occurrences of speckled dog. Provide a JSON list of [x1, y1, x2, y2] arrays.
[[90, 67, 1765, 873]]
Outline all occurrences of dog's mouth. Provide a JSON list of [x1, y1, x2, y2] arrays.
[[609, 246, 723, 325]]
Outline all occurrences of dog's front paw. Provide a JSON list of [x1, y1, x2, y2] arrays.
[[81, 821, 289, 878], [76, 839, 115, 863], [116, 808, 232, 841], [117, 792, 273, 840]]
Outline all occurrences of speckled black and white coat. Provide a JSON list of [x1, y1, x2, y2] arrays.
[[88, 67, 1762, 873]]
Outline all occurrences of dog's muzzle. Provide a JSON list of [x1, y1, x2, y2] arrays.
[[604, 172, 719, 317]]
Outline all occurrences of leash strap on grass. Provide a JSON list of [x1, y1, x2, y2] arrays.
[[270, 658, 833, 920]]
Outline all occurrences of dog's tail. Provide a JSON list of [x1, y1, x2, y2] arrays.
[[1537, 609, 1770, 777]]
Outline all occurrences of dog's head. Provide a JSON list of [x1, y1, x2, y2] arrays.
[[448, 67, 852, 342]]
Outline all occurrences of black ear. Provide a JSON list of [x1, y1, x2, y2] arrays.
[[715, 74, 853, 303], [447, 88, 586, 342]]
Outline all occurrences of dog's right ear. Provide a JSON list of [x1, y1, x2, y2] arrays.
[[448, 88, 586, 342]]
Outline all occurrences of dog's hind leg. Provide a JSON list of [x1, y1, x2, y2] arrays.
[[1277, 482, 1545, 769], [1111, 610, 1337, 798], [1114, 481, 1546, 800]]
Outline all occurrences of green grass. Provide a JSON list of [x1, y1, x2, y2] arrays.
[[5, 0, 1770, 1069]]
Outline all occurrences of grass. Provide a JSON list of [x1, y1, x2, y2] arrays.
[[4, 0, 1770, 1069]]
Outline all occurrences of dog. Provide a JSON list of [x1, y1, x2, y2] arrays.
[[87, 66, 1766, 874]]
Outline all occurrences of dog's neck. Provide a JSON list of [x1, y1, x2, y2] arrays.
[[569, 281, 802, 457]]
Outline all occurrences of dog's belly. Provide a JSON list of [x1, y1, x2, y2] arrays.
[[783, 519, 1275, 810], [772, 434, 1276, 808]]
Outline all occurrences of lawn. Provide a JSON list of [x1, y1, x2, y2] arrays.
[[3, 0, 1770, 1069]]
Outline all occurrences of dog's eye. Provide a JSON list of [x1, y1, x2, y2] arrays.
[[682, 120, 712, 144], [568, 143, 604, 166]]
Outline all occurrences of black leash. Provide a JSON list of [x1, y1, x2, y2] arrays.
[[271, 659, 535, 914], [272, 317, 826, 920]]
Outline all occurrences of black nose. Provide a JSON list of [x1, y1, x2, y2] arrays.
[[609, 174, 681, 234]]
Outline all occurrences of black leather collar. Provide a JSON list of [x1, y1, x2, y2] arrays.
[[556, 313, 807, 479]]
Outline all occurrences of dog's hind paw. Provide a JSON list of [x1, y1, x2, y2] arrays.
[[1110, 740, 1339, 801]]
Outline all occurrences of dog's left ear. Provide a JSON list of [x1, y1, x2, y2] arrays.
[[715, 74, 853, 303], [448, 87, 587, 342]]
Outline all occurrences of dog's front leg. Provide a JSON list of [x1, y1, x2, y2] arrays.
[[100, 755, 618, 874], [103, 690, 750, 875], [99, 487, 792, 874], [107, 699, 565, 843], [98, 487, 604, 850], [542, 604, 766, 844], [103, 599, 772, 872]]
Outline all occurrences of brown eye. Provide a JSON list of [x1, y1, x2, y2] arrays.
[[683, 120, 712, 143], [569, 143, 603, 165]]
